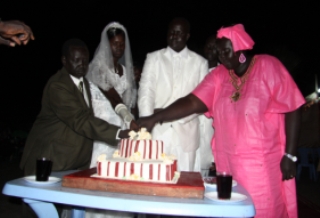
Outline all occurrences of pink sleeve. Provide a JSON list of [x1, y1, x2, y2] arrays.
[[264, 56, 305, 113], [192, 70, 219, 117]]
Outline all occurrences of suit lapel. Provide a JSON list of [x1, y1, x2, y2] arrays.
[[83, 78, 93, 110], [162, 48, 174, 90], [60, 68, 91, 109], [180, 48, 192, 94]]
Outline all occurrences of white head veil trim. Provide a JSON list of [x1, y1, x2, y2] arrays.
[[86, 22, 136, 108]]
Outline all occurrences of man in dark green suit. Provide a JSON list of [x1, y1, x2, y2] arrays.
[[20, 39, 130, 175]]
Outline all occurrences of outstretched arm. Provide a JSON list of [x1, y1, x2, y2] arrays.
[[280, 107, 302, 180], [99, 87, 139, 131], [0, 20, 34, 46], [137, 94, 207, 132]]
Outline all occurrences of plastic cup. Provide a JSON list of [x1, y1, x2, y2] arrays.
[[36, 158, 52, 181], [216, 172, 232, 199]]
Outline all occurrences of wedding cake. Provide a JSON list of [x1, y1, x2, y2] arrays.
[[96, 128, 178, 183]]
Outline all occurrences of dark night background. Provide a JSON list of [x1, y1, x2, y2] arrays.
[[0, 0, 319, 131]]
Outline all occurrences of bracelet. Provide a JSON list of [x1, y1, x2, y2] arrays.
[[284, 153, 297, 162]]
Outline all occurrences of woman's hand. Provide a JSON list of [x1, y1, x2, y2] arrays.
[[280, 156, 296, 180], [137, 116, 157, 132]]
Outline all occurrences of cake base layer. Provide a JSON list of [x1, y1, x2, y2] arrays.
[[62, 168, 204, 199]]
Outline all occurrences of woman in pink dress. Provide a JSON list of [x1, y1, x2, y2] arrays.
[[137, 24, 305, 218]]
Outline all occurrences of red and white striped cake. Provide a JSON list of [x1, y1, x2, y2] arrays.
[[97, 159, 177, 182], [119, 139, 164, 159], [97, 139, 178, 182]]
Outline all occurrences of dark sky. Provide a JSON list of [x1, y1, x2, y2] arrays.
[[0, 0, 319, 127]]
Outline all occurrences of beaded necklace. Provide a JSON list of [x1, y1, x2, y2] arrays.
[[229, 57, 256, 102]]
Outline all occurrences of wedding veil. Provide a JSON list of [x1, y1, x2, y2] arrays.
[[86, 22, 136, 108]]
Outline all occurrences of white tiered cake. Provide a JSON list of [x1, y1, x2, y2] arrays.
[[96, 128, 178, 183]]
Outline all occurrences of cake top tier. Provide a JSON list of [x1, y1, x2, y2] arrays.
[[129, 128, 152, 140]]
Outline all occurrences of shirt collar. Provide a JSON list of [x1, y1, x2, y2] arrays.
[[167, 46, 188, 59], [69, 74, 83, 86]]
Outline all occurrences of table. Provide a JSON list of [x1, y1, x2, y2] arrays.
[[2, 171, 255, 218]]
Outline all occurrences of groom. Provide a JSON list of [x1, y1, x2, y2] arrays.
[[20, 39, 130, 175], [138, 18, 208, 172]]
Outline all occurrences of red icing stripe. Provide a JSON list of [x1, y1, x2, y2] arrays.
[[97, 162, 101, 175], [156, 141, 158, 159], [149, 141, 152, 159], [120, 139, 124, 156], [166, 164, 170, 181], [124, 162, 127, 177], [143, 140, 146, 159], [135, 140, 140, 154], [115, 162, 119, 177], [158, 164, 160, 180], [160, 141, 163, 155], [149, 164, 153, 180], [130, 163, 134, 175], [128, 140, 132, 157], [140, 163, 143, 177], [107, 162, 110, 176], [124, 140, 129, 158]]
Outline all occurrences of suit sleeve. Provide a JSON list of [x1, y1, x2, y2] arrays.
[[138, 53, 157, 117], [178, 58, 209, 124], [48, 81, 120, 146]]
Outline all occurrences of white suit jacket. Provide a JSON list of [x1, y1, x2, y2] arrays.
[[138, 47, 208, 152]]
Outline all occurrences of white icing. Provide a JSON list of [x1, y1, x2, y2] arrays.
[[112, 150, 120, 158], [97, 138, 177, 182], [97, 154, 107, 162], [129, 128, 152, 140]]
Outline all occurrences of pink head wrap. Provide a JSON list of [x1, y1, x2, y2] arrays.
[[217, 24, 255, 52]]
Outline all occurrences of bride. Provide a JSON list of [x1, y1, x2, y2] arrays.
[[86, 21, 137, 168], [85, 22, 137, 218]]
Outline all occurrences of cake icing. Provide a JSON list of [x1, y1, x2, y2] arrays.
[[96, 128, 178, 182]]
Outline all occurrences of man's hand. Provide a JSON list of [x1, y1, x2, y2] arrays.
[[130, 120, 139, 131], [118, 130, 130, 139], [137, 116, 157, 133], [0, 20, 35, 47], [280, 156, 296, 180]]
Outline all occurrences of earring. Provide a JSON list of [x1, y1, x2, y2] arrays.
[[239, 53, 246, 63]]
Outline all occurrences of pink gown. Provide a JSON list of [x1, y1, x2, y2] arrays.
[[193, 55, 305, 218]]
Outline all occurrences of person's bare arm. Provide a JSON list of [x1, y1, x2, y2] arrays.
[[280, 107, 302, 180], [137, 94, 207, 132], [100, 87, 138, 131]]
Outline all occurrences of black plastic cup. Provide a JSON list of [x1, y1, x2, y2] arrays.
[[216, 172, 232, 199], [36, 158, 53, 181]]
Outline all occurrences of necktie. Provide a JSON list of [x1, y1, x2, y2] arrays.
[[78, 81, 83, 93]]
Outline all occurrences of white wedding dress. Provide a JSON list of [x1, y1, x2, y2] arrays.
[[85, 80, 134, 218], [88, 81, 125, 167]]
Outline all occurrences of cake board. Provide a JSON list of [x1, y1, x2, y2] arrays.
[[62, 168, 204, 199]]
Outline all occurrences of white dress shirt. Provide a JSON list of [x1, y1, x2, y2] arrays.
[[69, 75, 89, 107]]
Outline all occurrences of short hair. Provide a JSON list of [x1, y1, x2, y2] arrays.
[[62, 38, 88, 57], [106, 28, 125, 40], [168, 17, 190, 33]]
